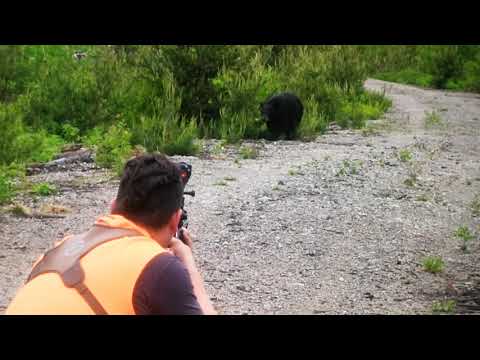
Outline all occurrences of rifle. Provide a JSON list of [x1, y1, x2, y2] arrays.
[[176, 162, 195, 243]]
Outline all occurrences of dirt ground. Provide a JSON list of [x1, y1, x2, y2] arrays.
[[1, 79, 479, 314]]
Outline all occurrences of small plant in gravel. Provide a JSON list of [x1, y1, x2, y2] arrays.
[[239, 146, 258, 160], [453, 225, 475, 252], [403, 161, 422, 188], [212, 140, 227, 156], [9, 203, 33, 217], [471, 194, 480, 217], [224, 176, 236, 182], [416, 194, 430, 202], [404, 175, 417, 187], [431, 299, 456, 314], [288, 169, 298, 176], [336, 159, 362, 177], [213, 180, 228, 187], [423, 256, 444, 274], [361, 126, 379, 137], [31, 182, 57, 196], [424, 110, 445, 128], [398, 148, 413, 162]]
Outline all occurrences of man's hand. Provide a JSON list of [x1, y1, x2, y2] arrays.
[[169, 229, 194, 265]]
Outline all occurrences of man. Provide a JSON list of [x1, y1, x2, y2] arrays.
[[6, 153, 217, 315]]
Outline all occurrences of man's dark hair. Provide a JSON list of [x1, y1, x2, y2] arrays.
[[112, 153, 184, 229]]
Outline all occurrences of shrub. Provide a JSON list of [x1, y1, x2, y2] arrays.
[[94, 122, 133, 175], [131, 73, 199, 156], [0, 103, 63, 166], [0, 171, 15, 204], [298, 97, 329, 140]]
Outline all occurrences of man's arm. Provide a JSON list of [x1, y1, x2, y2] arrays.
[[133, 253, 204, 315], [169, 230, 217, 315]]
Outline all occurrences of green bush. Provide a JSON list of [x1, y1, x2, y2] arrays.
[[377, 68, 434, 88], [370, 45, 480, 93], [0, 45, 398, 162], [298, 96, 329, 140], [94, 122, 133, 175], [0, 103, 63, 166], [0, 171, 15, 204], [131, 73, 199, 156]]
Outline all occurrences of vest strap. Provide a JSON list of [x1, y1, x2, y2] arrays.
[[27, 225, 143, 315]]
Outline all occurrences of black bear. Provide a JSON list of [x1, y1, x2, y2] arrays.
[[260, 92, 304, 140]]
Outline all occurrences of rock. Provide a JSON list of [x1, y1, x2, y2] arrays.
[[364, 292, 374, 300]]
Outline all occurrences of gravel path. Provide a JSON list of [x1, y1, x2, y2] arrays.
[[1, 79, 479, 314]]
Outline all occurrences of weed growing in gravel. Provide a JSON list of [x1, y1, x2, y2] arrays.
[[424, 110, 445, 128], [432, 300, 456, 314], [361, 126, 379, 137], [212, 140, 228, 156], [213, 180, 228, 186], [336, 159, 363, 177], [416, 194, 430, 202], [9, 203, 32, 217], [224, 176, 236, 182], [239, 146, 258, 160], [398, 148, 413, 162], [471, 194, 480, 217], [404, 161, 422, 188], [288, 169, 298, 176], [272, 185, 281, 191], [454, 225, 475, 252], [31, 182, 57, 196], [422, 256, 444, 274], [404, 175, 417, 187]]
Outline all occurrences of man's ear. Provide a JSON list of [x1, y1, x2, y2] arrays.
[[169, 209, 182, 234]]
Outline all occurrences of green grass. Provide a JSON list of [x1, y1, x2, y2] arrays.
[[432, 300, 456, 314], [239, 146, 258, 160], [416, 194, 430, 202], [422, 256, 444, 274], [0, 173, 15, 205], [424, 111, 444, 128], [398, 148, 413, 162], [453, 225, 475, 252], [376, 68, 434, 88], [213, 180, 228, 186], [336, 159, 363, 177], [31, 182, 57, 196]]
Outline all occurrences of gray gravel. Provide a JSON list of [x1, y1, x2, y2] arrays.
[[1, 79, 479, 314]]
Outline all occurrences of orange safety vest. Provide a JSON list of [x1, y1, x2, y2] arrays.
[[6, 215, 167, 315]]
